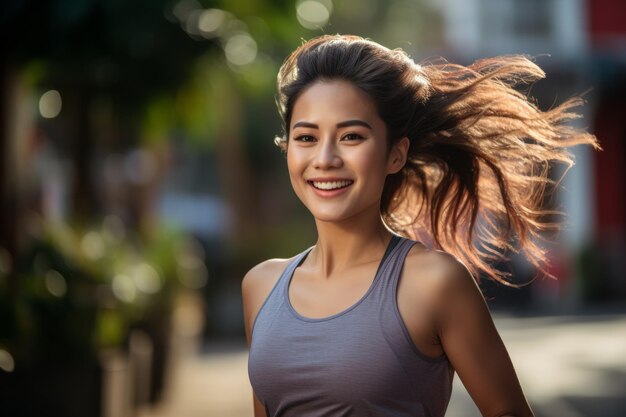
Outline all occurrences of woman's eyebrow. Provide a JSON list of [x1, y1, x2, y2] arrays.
[[292, 119, 373, 130], [292, 121, 318, 129], [336, 119, 372, 129]]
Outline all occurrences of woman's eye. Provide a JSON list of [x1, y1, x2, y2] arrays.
[[342, 133, 364, 141], [293, 135, 316, 142]]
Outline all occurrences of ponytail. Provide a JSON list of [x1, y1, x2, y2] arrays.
[[383, 56, 601, 284]]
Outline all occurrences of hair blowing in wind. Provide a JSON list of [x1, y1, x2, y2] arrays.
[[275, 35, 602, 286]]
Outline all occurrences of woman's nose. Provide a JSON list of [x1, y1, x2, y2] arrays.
[[313, 141, 343, 169]]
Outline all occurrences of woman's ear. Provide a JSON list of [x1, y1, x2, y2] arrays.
[[387, 137, 410, 174]]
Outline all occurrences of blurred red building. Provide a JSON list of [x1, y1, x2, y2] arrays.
[[588, 0, 626, 252]]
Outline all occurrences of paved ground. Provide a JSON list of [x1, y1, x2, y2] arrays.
[[139, 308, 626, 417]]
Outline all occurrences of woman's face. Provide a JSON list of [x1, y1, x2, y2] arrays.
[[287, 79, 407, 224]]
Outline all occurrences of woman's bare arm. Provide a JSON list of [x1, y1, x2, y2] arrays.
[[431, 253, 534, 417]]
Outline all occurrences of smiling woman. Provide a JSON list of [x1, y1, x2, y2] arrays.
[[241, 35, 600, 417], [286, 79, 407, 224]]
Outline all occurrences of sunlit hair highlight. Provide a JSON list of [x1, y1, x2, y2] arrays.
[[275, 34, 601, 286]]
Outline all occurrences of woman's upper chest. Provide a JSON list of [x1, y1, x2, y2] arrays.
[[288, 260, 381, 319], [287, 246, 446, 359]]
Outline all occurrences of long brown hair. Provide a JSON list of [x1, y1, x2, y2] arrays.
[[275, 34, 601, 285]]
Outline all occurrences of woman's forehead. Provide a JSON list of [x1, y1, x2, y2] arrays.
[[290, 80, 382, 129]]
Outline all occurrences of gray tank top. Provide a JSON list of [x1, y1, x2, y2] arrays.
[[248, 235, 454, 417]]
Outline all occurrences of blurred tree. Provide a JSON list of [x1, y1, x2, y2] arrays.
[[2, 0, 216, 219], [0, 0, 310, 277]]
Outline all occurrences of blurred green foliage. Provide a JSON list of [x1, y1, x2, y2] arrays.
[[0, 216, 190, 366]]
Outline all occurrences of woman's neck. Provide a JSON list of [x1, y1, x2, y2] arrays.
[[310, 214, 393, 279]]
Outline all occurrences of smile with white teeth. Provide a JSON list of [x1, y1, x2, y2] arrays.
[[310, 180, 353, 190]]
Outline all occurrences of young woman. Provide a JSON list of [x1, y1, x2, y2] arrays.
[[241, 35, 600, 417]]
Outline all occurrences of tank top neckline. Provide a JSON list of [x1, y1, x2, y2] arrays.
[[284, 235, 402, 323]]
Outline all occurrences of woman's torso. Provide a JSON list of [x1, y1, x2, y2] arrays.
[[248, 235, 454, 417]]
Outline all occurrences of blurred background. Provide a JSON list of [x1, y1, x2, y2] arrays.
[[0, 0, 624, 416]]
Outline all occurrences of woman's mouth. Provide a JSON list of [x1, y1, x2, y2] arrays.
[[308, 180, 354, 190]]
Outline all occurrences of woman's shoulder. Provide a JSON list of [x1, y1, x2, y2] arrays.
[[399, 243, 490, 351], [403, 243, 482, 306], [241, 256, 299, 341], [242, 257, 294, 297]]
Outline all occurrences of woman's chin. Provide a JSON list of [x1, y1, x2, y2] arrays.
[[310, 212, 349, 223]]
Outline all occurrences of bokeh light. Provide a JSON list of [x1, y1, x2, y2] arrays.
[[81, 231, 105, 261], [296, 0, 333, 30], [38, 90, 62, 119], [132, 263, 162, 294], [112, 273, 137, 303], [0, 349, 15, 373], [198, 8, 227, 38], [172, 0, 201, 23], [45, 269, 67, 297], [224, 32, 258, 66]]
